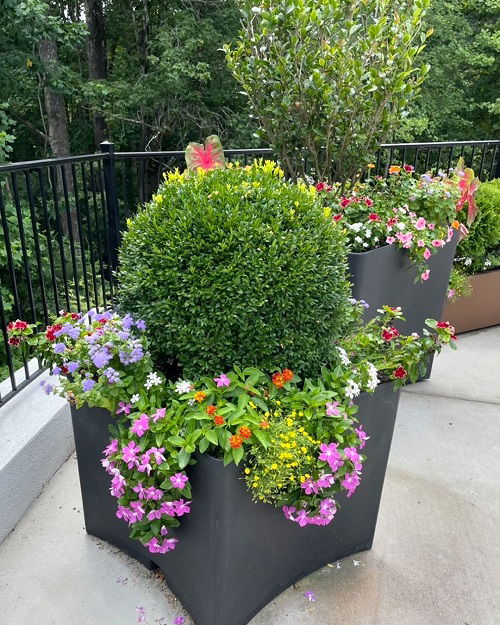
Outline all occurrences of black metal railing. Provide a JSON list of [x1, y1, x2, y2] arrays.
[[0, 139, 498, 405]]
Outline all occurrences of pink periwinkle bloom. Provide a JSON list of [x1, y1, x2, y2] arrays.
[[283, 506, 296, 521], [319, 498, 337, 519], [147, 508, 163, 521], [160, 526, 169, 536], [132, 482, 147, 499], [301, 478, 320, 495], [421, 269, 430, 281], [316, 473, 335, 489], [116, 401, 132, 415], [144, 486, 163, 501], [145, 536, 178, 554], [122, 441, 141, 468], [415, 217, 427, 230], [137, 453, 152, 475], [318, 442, 344, 472], [101, 458, 115, 474], [447, 289, 455, 300], [174, 617, 186, 625], [432, 239, 445, 248], [344, 446, 363, 471], [170, 472, 189, 489], [342, 472, 361, 498], [129, 500, 145, 521], [386, 236, 396, 245], [397, 232, 413, 248], [423, 248, 432, 260], [174, 499, 191, 516], [149, 446, 166, 465], [326, 401, 340, 417], [160, 501, 177, 516], [417, 239, 425, 247], [355, 427, 369, 449], [214, 373, 231, 387], [110, 473, 126, 498], [116, 505, 132, 522], [428, 223, 435, 230], [152, 407, 166, 423], [103, 438, 118, 457], [131, 413, 150, 437]]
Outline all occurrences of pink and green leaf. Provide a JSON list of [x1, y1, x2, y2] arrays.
[[185, 135, 226, 171]]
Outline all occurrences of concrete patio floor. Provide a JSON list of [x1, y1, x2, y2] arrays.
[[1, 327, 499, 625]]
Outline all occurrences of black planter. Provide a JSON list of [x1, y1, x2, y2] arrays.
[[348, 232, 458, 378], [71, 382, 401, 625]]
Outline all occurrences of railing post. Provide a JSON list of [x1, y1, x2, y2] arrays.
[[100, 141, 120, 273]]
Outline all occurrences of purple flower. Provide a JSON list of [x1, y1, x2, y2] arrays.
[[82, 378, 96, 392], [52, 366, 61, 375], [301, 478, 319, 495], [149, 447, 166, 464], [152, 407, 166, 422], [316, 473, 334, 488], [341, 472, 361, 498], [355, 426, 369, 449], [116, 401, 132, 415], [326, 401, 340, 416], [118, 330, 130, 340], [137, 453, 152, 475], [104, 367, 120, 384], [283, 506, 296, 520], [92, 348, 111, 369], [214, 373, 231, 387], [122, 313, 134, 330], [173, 617, 185, 625], [131, 413, 149, 437], [344, 446, 362, 471], [66, 361, 80, 373], [170, 473, 189, 490], [53, 342, 66, 354], [61, 323, 81, 339], [110, 473, 126, 498], [304, 591, 316, 602], [318, 442, 344, 472], [135, 319, 146, 331], [103, 439, 118, 456], [160, 501, 177, 516], [122, 441, 141, 467], [130, 500, 145, 521], [42, 382, 54, 395], [174, 499, 191, 516]]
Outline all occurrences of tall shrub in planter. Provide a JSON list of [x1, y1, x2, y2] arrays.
[[225, 0, 432, 183], [117, 160, 351, 378]]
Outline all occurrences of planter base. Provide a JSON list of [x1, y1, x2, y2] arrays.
[[442, 269, 500, 334], [71, 383, 400, 625]]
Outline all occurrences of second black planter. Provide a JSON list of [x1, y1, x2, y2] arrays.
[[349, 231, 459, 331], [71, 382, 401, 625]]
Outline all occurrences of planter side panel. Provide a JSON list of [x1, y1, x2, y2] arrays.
[[442, 269, 500, 333], [71, 382, 400, 625]]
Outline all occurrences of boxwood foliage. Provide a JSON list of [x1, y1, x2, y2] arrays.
[[457, 179, 500, 273], [116, 161, 351, 378]]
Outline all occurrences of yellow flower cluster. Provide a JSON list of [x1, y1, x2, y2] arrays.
[[244, 409, 319, 503]]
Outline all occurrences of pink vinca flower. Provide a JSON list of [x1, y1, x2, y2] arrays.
[[152, 407, 166, 422], [386, 236, 396, 245], [122, 441, 141, 467], [421, 270, 430, 281], [355, 427, 369, 449], [214, 372, 231, 387], [397, 232, 413, 248], [342, 472, 361, 498], [415, 217, 427, 230], [170, 472, 189, 490], [116, 401, 132, 415], [344, 446, 363, 471], [318, 442, 344, 472], [417, 239, 425, 247], [432, 239, 445, 248], [423, 248, 431, 260], [131, 413, 149, 437], [326, 401, 340, 416]]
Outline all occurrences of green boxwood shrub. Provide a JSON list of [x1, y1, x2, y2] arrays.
[[457, 179, 500, 273], [117, 161, 351, 378]]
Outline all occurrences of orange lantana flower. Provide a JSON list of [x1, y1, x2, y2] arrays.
[[230, 435, 243, 448], [388, 165, 401, 174], [282, 369, 294, 382], [239, 426, 252, 439], [194, 391, 207, 402]]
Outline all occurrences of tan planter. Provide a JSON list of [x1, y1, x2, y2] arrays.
[[442, 269, 500, 333]]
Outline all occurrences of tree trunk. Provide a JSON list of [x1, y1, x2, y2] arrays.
[[85, 0, 109, 147]]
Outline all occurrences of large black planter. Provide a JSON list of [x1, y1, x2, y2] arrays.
[[349, 231, 458, 331], [71, 382, 400, 625]]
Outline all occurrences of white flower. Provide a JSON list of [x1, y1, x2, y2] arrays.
[[365, 362, 379, 391], [354, 235, 364, 244], [145, 371, 162, 390], [364, 228, 372, 237], [464, 257, 472, 266], [188, 399, 196, 406], [345, 379, 361, 399], [363, 242, 369, 248], [397, 222, 406, 230], [175, 379, 192, 394], [130, 393, 140, 404], [349, 222, 363, 233], [337, 346, 351, 366], [484, 259, 492, 267]]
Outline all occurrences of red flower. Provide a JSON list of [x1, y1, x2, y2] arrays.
[[364, 198, 374, 207], [393, 366, 407, 379], [387, 217, 398, 227], [282, 369, 294, 382], [403, 164, 415, 173], [340, 196, 352, 208], [436, 321, 450, 328], [46, 324, 62, 342], [333, 214, 343, 222], [239, 426, 252, 439], [70, 313, 79, 320], [8, 336, 21, 347], [315, 182, 331, 192], [368, 212, 381, 222], [7, 320, 29, 331], [381, 327, 399, 341], [230, 435, 243, 448], [61, 365, 69, 375], [206, 405, 216, 415], [272, 372, 285, 388], [259, 421, 270, 429], [213, 415, 225, 426]]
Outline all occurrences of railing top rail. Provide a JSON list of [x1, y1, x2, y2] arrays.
[[379, 140, 500, 149], [0, 153, 106, 174], [114, 148, 274, 160]]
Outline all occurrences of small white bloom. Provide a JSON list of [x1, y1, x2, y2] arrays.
[[130, 393, 140, 404], [145, 371, 162, 390], [188, 399, 196, 406], [175, 379, 192, 394], [484, 259, 492, 267], [349, 222, 363, 233], [363, 242, 369, 248], [464, 257, 472, 266], [337, 346, 351, 366], [354, 235, 364, 244], [345, 379, 361, 399], [365, 362, 379, 391], [364, 228, 372, 237], [397, 222, 406, 230]]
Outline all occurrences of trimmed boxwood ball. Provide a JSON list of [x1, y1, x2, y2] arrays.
[[117, 161, 351, 378]]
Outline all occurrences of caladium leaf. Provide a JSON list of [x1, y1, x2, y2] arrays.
[[455, 157, 480, 226], [185, 135, 226, 171]]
